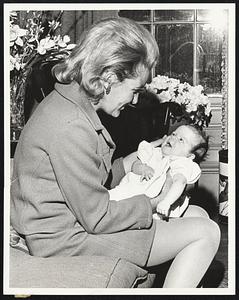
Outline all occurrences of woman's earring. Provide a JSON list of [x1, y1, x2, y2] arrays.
[[105, 85, 111, 95]]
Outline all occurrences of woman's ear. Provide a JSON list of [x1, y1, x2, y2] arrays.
[[100, 70, 118, 95], [101, 70, 118, 86]]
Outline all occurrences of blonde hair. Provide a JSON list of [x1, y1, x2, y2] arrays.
[[53, 17, 159, 100]]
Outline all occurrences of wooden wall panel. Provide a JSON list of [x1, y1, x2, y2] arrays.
[[199, 95, 222, 203]]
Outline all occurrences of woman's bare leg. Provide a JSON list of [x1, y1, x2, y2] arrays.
[[146, 217, 220, 287], [183, 204, 209, 218]]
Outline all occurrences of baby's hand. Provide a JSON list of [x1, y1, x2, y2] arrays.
[[150, 135, 167, 148], [156, 201, 171, 218], [140, 164, 154, 181]]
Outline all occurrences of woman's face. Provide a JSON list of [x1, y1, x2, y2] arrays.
[[96, 68, 149, 118]]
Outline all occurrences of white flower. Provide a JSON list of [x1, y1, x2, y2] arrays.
[[199, 94, 209, 105], [10, 11, 17, 18], [10, 55, 17, 71], [151, 75, 170, 90], [10, 54, 23, 71], [10, 25, 28, 47], [193, 84, 204, 94], [205, 103, 211, 116], [37, 37, 56, 54], [57, 35, 71, 48], [157, 90, 172, 103], [185, 102, 198, 113], [173, 94, 186, 105], [168, 77, 180, 88], [63, 35, 70, 44], [66, 43, 76, 50], [10, 11, 76, 130], [145, 74, 211, 128], [48, 20, 60, 31]]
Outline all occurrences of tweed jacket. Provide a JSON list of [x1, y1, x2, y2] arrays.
[[10, 81, 156, 261]]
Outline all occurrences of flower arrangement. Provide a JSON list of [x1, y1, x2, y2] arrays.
[[10, 10, 75, 133], [146, 75, 212, 130]]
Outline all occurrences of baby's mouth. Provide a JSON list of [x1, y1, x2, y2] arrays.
[[165, 141, 172, 147]]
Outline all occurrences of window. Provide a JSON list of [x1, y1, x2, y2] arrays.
[[118, 9, 228, 94]]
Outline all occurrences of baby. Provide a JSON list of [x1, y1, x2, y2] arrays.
[[109, 125, 208, 220]]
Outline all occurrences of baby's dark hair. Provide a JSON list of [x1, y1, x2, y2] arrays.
[[187, 125, 209, 163]]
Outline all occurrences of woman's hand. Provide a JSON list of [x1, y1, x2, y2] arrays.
[[156, 200, 171, 218], [149, 196, 171, 216]]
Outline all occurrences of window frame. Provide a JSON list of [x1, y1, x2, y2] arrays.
[[119, 9, 224, 96]]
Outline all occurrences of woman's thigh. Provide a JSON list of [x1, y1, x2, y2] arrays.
[[146, 216, 219, 267]]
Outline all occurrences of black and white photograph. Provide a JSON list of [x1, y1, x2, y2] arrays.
[[3, 2, 236, 296]]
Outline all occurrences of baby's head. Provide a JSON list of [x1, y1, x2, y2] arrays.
[[161, 125, 208, 163]]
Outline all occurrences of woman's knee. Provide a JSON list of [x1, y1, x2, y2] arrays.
[[184, 205, 209, 218], [197, 218, 221, 251], [147, 217, 220, 267]]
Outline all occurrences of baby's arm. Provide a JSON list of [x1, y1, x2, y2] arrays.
[[123, 136, 167, 174], [131, 159, 155, 181], [156, 173, 187, 217]]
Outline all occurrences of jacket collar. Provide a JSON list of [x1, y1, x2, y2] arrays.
[[54, 81, 104, 131], [54, 81, 115, 148]]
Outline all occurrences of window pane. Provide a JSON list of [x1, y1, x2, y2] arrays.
[[196, 24, 223, 94], [197, 9, 228, 22], [197, 9, 213, 21], [118, 10, 150, 21], [154, 10, 194, 21], [142, 24, 151, 32], [155, 24, 193, 85]]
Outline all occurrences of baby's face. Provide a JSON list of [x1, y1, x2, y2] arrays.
[[161, 126, 198, 157]]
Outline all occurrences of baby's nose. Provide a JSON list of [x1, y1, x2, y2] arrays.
[[170, 135, 175, 141], [169, 135, 177, 143]]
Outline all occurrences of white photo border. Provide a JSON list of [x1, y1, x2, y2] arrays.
[[4, 2, 236, 296]]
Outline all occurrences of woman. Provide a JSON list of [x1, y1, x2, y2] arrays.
[[11, 17, 220, 288]]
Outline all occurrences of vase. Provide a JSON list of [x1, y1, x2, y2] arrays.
[[162, 102, 188, 135], [10, 81, 26, 157], [10, 80, 25, 126]]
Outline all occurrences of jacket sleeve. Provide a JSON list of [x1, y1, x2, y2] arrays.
[[108, 157, 125, 189], [49, 118, 153, 234]]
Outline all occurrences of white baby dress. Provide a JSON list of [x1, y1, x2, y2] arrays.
[[109, 141, 201, 217]]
